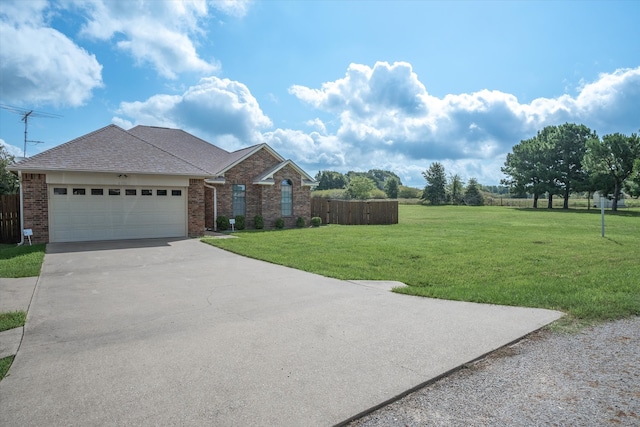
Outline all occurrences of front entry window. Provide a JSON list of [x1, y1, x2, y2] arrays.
[[233, 184, 246, 216], [281, 180, 292, 216]]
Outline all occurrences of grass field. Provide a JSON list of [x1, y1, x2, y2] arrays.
[[203, 206, 640, 321]]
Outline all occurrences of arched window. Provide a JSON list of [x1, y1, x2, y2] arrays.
[[281, 179, 292, 216]]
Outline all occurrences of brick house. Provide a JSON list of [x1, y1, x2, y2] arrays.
[[9, 124, 316, 243]]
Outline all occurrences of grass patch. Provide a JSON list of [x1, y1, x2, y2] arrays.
[[203, 206, 640, 321], [0, 355, 14, 381], [0, 244, 46, 278], [0, 311, 27, 332]]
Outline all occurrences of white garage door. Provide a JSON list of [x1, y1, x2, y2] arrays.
[[49, 186, 187, 242]]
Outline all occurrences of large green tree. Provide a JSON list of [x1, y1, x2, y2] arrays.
[[501, 136, 550, 208], [584, 132, 640, 211], [1, 146, 19, 195], [550, 123, 595, 209], [624, 158, 640, 198], [421, 162, 447, 205]]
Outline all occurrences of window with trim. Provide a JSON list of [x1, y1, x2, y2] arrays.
[[232, 184, 246, 217], [281, 179, 292, 216]]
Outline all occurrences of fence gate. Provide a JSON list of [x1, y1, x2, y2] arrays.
[[0, 194, 21, 243]]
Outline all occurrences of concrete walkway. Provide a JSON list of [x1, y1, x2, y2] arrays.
[[0, 238, 562, 426]]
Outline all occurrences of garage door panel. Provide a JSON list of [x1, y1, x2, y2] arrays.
[[49, 186, 187, 242]]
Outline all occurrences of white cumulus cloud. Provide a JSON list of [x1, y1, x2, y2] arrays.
[[114, 76, 271, 148], [288, 62, 640, 185], [75, 0, 224, 79], [0, 138, 24, 157], [0, 0, 103, 107]]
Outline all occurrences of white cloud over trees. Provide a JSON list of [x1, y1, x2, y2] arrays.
[[285, 62, 640, 184]]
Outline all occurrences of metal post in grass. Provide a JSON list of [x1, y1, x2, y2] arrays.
[[601, 196, 605, 237]]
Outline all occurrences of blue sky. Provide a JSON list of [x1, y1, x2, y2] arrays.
[[1, 0, 639, 187]]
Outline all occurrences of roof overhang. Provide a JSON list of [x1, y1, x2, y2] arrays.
[[204, 176, 226, 185]]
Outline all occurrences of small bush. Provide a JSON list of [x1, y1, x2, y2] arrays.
[[275, 218, 285, 229], [254, 215, 264, 229], [311, 217, 322, 227], [234, 215, 246, 230], [216, 215, 230, 231], [296, 217, 306, 228]]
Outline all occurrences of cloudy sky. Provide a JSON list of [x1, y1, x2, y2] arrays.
[[1, 0, 639, 187]]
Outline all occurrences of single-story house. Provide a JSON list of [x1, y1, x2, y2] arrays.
[[9, 124, 316, 243]]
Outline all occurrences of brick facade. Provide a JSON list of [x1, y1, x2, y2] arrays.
[[21, 173, 49, 244], [188, 179, 205, 237], [205, 149, 312, 229]]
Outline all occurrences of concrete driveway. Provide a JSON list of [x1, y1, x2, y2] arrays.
[[0, 238, 562, 426]]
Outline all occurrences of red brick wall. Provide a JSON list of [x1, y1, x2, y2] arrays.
[[188, 179, 205, 237], [21, 173, 49, 244], [262, 165, 312, 228], [204, 149, 312, 229]]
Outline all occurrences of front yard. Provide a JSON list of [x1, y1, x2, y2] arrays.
[[204, 205, 640, 322]]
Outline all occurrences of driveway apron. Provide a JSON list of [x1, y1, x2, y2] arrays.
[[0, 238, 562, 426]]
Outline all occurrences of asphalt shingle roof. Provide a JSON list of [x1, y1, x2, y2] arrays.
[[10, 124, 316, 184]]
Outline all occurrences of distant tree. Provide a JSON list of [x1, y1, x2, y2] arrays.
[[314, 170, 348, 190], [398, 185, 421, 199], [447, 174, 464, 205], [384, 178, 399, 198], [421, 162, 447, 205], [584, 132, 640, 211], [347, 169, 402, 190], [1, 146, 19, 195], [346, 176, 376, 200], [463, 178, 484, 206]]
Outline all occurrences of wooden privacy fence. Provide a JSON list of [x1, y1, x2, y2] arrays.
[[311, 199, 398, 225], [1, 193, 21, 243]]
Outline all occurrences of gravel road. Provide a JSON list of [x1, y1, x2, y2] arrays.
[[348, 317, 640, 427]]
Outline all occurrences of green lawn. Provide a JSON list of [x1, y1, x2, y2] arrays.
[[0, 244, 46, 278], [203, 206, 640, 321], [0, 311, 26, 332]]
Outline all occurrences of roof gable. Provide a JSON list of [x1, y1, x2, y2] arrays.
[[253, 160, 317, 186]]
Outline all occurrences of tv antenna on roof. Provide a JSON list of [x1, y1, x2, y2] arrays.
[[0, 104, 62, 157]]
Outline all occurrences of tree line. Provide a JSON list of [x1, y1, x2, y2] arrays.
[[501, 123, 640, 211], [314, 169, 409, 199], [420, 163, 485, 206]]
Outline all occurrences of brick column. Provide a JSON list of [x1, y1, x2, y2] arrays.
[[188, 179, 205, 237], [21, 173, 49, 244]]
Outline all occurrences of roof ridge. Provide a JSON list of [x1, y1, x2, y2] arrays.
[[124, 127, 213, 175]]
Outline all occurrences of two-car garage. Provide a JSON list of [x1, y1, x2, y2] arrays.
[[46, 172, 188, 243]]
